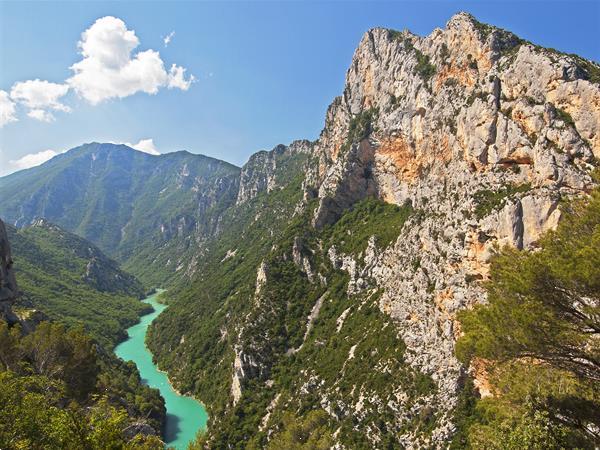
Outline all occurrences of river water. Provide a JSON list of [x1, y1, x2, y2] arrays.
[[115, 291, 208, 449]]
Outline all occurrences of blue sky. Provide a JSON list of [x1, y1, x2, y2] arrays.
[[0, 1, 598, 175]]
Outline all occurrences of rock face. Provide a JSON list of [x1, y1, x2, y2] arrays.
[[237, 140, 313, 204], [0, 219, 19, 323], [298, 12, 598, 443], [141, 13, 600, 450], [0, 219, 18, 301]]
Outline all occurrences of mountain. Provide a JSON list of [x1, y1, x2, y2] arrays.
[[0, 142, 241, 285], [6, 219, 149, 347], [145, 12, 599, 448], [1, 12, 599, 448]]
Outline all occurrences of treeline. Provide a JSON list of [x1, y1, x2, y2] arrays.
[[453, 186, 600, 448], [0, 320, 165, 449]]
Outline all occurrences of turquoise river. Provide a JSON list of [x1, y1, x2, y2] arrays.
[[115, 291, 208, 449]]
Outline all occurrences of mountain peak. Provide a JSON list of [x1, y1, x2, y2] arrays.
[[446, 11, 478, 28]]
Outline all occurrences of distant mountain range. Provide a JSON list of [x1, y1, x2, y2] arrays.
[[0, 142, 240, 285]]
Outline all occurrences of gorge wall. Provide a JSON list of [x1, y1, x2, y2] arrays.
[[0, 219, 19, 324], [145, 12, 599, 449], [0, 11, 598, 448]]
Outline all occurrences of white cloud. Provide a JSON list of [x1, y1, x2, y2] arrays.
[[10, 79, 70, 112], [163, 31, 175, 47], [109, 138, 160, 155], [168, 64, 195, 90], [27, 109, 55, 122], [126, 138, 160, 155], [68, 16, 194, 105], [0, 90, 17, 127], [8, 149, 60, 171]]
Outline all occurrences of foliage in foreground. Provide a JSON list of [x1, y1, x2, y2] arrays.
[[0, 321, 164, 449], [455, 187, 600, 448]]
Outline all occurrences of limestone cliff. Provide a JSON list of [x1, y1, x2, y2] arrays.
[[146, 12, 599, 449], [0, 218, 19, 323], [298, 12, 598, 443]]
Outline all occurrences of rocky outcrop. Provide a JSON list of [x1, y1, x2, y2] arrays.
[[231, 345, 262, 405], [0, 219, 19, 324], [237, 140, 313, 204]]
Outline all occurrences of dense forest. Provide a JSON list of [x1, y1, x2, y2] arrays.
[[7, 221, 149, 348], [0, 219, 167, 449]]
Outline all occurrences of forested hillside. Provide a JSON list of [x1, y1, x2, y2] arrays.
[[0, 143, 241, 286], [7, 220, 148, 347], [0, 219, 166, 448]]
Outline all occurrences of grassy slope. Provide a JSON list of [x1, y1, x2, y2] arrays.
[[7, 222, 149, 349]]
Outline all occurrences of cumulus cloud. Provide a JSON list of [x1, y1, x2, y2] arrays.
[[163, 31, 175, 47], [1, 16, 193, 128], [67, 16, 194, 105], [0, 90, 17, 127], [168, 64, 195, 90], [10, 79, 70, 112], [110, 138, 160, 155], [8, 149, 60, 171], [27, 109, 56, 122], [126, 138, 160, 155]]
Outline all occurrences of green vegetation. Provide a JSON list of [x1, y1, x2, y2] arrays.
[[339, 108, 379, 155], [267, 410, 334, 449], [399, 36, 436, 81], [455, 188, 600, 448], [324, 197, 413, 255], [147, 149, 312, 416], [439, 43, 450, 63], [0, 321, 165, 449], [414, 49, 436, 80], [0, 143, 241, 287], [348, 108, 378, 143], [387, 29, 404, 41], [7, 222, 149, 348], [146, 145, 431, 447], [573, 56, 600, 84], [555, 106, 576, 128], [471, 17, 494, 40], [472, 183, 531, 219], [388, 32, 436, 81]]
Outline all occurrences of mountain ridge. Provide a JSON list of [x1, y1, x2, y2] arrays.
[[0, 142, 242, 285], [145, 12, 599, 447], [0, 11, 599, 448], [6, 219, 150, 347]]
